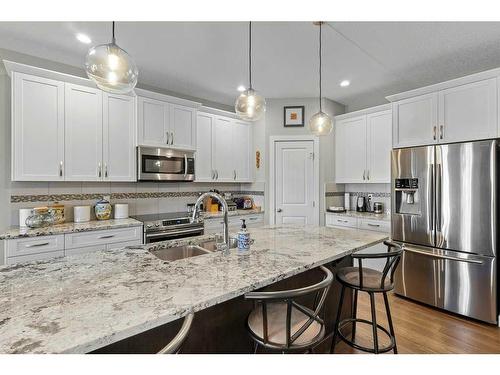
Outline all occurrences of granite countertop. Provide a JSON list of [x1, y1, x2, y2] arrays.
[[200, 208, 264, 219], [325, 210, 390, 222], [0, 218, 143, 240], [0, 225, 386, 354]]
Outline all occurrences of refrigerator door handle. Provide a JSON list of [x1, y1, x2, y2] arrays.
[[404, 248, 484, 265], [435, 162, 442, 234], [428, 163, 434, 235]]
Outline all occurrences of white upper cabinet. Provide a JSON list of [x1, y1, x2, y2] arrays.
[[103, 93, 136, 181], [438, 78, 497, 143], [12, 72, 65, 181], [137, 96, 168, 147], [335, 105, 392, 184], [64, 83, 103, 181], [195, 112, 214, 182], [392, 93, 438, 148], [335, 115, 367, 183], [136, 91, 198, 150], [388, 71, 500, 148], [367, 110, 392, 183], [196, 110, 253, 183]]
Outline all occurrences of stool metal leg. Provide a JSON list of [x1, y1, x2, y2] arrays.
[[383, 292, 397, 354], [253, 342, 259, 354], [369, 292, 379, 354], [330, 284, 345, 354], [351, 289, 358, 342]]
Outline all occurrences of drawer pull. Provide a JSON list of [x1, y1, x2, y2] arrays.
[[26, 242, 50, 248], [367, 223, 381, 227], [98, 235, 115, 239], [337, 219, 349, 223]]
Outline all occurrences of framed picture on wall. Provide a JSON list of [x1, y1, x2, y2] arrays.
[[283, 106, 305, 127]]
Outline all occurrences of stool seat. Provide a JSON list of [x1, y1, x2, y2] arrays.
[[337, 267, 393, 291], [248, 302, 324, 347]]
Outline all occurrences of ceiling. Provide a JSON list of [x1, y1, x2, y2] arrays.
[[1, 21, 500, 111]]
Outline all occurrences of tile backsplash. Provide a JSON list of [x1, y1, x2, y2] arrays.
[[7, 181, 265, 227], [344, 183, 391, 213]]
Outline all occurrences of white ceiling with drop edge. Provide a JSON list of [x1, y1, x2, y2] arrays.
[[1, 21, 500, 111]]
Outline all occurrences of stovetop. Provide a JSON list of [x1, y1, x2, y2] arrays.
[[131, 211, 192, 223]]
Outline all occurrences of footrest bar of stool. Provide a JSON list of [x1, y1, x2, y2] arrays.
[[337, 318, 396, 354]]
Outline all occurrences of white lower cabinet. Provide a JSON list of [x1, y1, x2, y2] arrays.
[[3, 226, 143, 265]]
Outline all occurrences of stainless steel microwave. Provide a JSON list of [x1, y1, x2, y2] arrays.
[[137, 146, 195, 182]]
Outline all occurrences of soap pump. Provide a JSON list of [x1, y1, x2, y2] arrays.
[[237, 219, 250, 253]]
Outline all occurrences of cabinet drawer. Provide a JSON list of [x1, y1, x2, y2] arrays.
[[325, 214, 357, 228], [358, 219, 390, 233], [65, 239, 143, 257], [5, 235, 64, 258], [6, 250, 64, 265], [65, 226, 142, 249]]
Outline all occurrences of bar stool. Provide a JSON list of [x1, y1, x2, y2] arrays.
[[244, 266, 333, 353], [330, 241, 403, 354], [157, 312, 195, 354]]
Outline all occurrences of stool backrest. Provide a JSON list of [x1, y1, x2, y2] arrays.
[[245, 265, 333, 349], [157, 312, 194, 354], [351, 240, 403, 290]]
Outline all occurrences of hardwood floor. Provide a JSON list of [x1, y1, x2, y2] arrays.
[[332, 292, 500, 354]]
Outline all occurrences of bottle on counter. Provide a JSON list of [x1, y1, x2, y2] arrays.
[[237, 219, 250, 254]]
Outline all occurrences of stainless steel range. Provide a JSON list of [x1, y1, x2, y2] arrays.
[[132, 212, 204, 244]]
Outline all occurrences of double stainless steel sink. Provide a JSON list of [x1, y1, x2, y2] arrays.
[[149, 237, 238, 262]]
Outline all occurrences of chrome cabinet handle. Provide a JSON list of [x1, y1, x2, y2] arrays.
[[26, 242, 50, 248], [170, 132, 174, 145], [277, 208, 282, 212], [166, 132, 170, 144], [211, 170, 215, 180], [337, 219, 348, 223], [367, 170, 370, 180], [215, 170, 218, 179], [59, 161, 63, 177], [433, 126, 437, 140], [104, 164, 108, 178], [367, 223, 380, 227], [184, 154, 188, 177], [440, 125, 444, 140], [363, 170, 366, 180], [233, 170, 236, 180], [98, 162, 102, 178], [98, 235, 115, 239]]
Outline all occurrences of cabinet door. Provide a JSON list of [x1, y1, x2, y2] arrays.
[[334, 116, 367, 183], [170, 104, 196, 149], [438, 78, 497, 143], [137, 96, 168, 146], [232, 120, 251, 182], [195, 112, 214, 182], [393, 93, 438, 148], [367, 110, 392, 183], [103, 93, 136, 181], [212, 116, 234, 181], [64, 83, 103, 181], [12, 73, 65, 181]]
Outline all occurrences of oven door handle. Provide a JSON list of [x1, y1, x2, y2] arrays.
[[145, 227, 203, 239]]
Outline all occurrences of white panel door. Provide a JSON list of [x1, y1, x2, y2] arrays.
[[137, 96, 168, 146], [103, 93, 136, 181], [393, 92, 438, 148], [212, 116, 233, 181], [170, 104, 196, 149], [12, 72, 65, 181], [232, 120, 251, 182], [195, 112, 214, 182], [367, 110, 392, 183], [64, 83, 103, 181], [335, 116, 367, 183], [275, 141, 315, 225], [438, 78, 497, 143]]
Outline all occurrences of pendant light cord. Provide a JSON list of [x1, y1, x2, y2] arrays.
[[112, 21, 116, 44], [249, 21, 252, 90], [319, 22, 322, 112]]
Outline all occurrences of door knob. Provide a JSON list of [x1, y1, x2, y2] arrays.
[[277, 208, 282, 212]]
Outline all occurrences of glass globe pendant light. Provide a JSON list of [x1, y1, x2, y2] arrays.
[[309, 22, 333, 136], [85, 22, 138, 94], [235, 21, 266, 121]]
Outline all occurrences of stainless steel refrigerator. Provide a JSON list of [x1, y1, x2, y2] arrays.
[[392, 140, 498, 324]]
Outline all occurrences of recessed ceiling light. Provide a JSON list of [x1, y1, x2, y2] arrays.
[[237, 85, 246, 92], [76, 33, 91, 44], [340, 80, 350, 87]]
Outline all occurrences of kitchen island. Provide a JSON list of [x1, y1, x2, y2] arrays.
[[0, 225, 387, 354]]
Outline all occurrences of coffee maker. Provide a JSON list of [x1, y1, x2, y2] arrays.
[[356, 196, 367, 212]]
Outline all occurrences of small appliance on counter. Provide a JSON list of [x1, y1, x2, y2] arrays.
[[74, 206, 91, 223], [356, 196, 367, 212], [226, 201, 237, 212], [114, 203, 129, 219], [233, 196, 254, 210], [373, 202, 384, 214]]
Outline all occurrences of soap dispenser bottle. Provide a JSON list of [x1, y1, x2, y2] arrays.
[[237, 219, 250, 253]]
